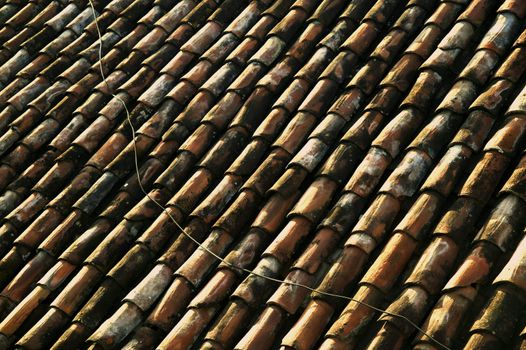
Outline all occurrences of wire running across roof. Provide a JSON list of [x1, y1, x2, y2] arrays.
[[0, 0, 525, 349]]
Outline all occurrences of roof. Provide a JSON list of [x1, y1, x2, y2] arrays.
[[0, 0, 525, 349]]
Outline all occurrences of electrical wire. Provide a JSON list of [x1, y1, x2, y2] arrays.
[[87, 1, 452, 349]]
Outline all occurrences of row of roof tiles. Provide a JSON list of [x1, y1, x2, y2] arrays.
[[0, 0, 525, 349]]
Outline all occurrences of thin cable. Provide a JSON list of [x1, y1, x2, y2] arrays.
[[86, 2, 451, 349]]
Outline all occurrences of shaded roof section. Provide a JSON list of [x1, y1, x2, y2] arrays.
[[0, 0, 525, 349]]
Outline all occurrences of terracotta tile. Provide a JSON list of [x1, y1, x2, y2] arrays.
[[443, 242, 501, 295], [1, 250, 53, 303], [340, 111, 381, 150], [204, 299, 251, 348], [272, 80, 309, 114], [227, 138, 269, 177], [13, 206, 62, 249], [289, 138, 330, 172], [474, 195, 526, 251], [460, 151, 510, 203], [51, 321, 92, 350], [481, 13, 523, 56], [280, 299, 334, 350], [463, 332, 503, 350], [202, 34, 239, 65], [16, 307, 70, 350], [155, 151, 196, 193], [251, 36, 286, 67], [87, 301, 143, 349], [436, 79, 478, 115], [274, 112, 319, 156], [182, 21, 223, 55], [74, 277, 125, 331], [225, 38, 259, 67], [249, 192, 296, 234], [146, 276, 193, 331], [190, 174, 243, 224], [501, 154, 526, 200], [323, 285, 384, 348], [157, 217, 210, 270], [136, 206, 183, 253], [268, 8, 309, 43], [270, 166, 308, 197], [373, 107, 423, 157], [314, 245, 368, 298], [0, 1, 525, 348], [401, 70, 443, 111], [451, 110, 495, 152], [84, 218, 147, 273], [331, 87, 367, 123], [167, 168, 213, 214], [199, 127, 250, 175], [190, 268, 238, 307], [421, 145, 473, 196], [121, 325, 163, 350], [155, 0, 195, 32], [175, 229, 233, 287], [242, 148, 289, 196], [378, 285, 431, 338], [224, 1, 265, 38], [416, 290, 474, 348], [108, 243, 155, 289], [344, 147, 392, 198], [0, 285, 50, 336], [320, 192, 364, 236], [57, 218, 110, 265], [498, 0, 526, 18], [380, 149, 432, 198], [231, 255, 282, 307], [235, 305, 284, 350], [0, 244, 30, 289], [485, 116, 526, 155], [318, 52, 357, 87], [477, 81, 517, 118], [161, 120, 191, 144], [405, 236, 459, 295], [0, 222, 18, 258], [199, 65, 239, 100], [202, 92, 244, 129], [157, 307, 219, 350], [469, 286, 526, 346], [318, 337, 349, 350], [361, 232, 418, 293], [318, 142, 363, 185], [308, 0, 347, 25], [181, 60, 213, 88], [352, 194, 401, 244], [219, 229, 266, 273], [461, 50, 499, 87], [51, 264, 103, 316], [286, 22, 324, 63], [494, 46, 526, 82], [234, 88, 277, 131], [178, 123, 216, 160], [214, 189, 260, 234], [351, 60, 389, 95], [0, 106, 18, 135], [229, 62, 267, 99], [268, 268, 315, 314], [493, 235, 526, 292], [263, 216, 312, 264], [5, 192, 48, 231], [294, 47, 329, 85], [342, 21, 380, 58]]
